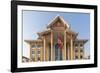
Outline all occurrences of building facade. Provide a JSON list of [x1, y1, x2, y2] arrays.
[[24, 15, 88, 62]]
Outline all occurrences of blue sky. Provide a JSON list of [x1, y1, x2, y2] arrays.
[[22, 10, 90, 58]]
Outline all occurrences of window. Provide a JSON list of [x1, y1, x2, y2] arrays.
[[32, 51, 35, 54], [37, 50, 40, 54], [75, 56, 78, 59], [80, 49, 83, 52], [75, 49, 78, 52], [80, 55, 83, 59], [80, 44, 83, 47], [75, 44, 78, 47]]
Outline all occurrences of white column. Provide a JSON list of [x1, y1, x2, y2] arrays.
[[70, 36, 73, 60], [43, 37, 46, 61], [51, 30, 53, 61], [67, 44, 70, 60], [64, 31, 67, 60]]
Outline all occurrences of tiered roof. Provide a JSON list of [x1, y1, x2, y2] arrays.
[[25, 15, 88, 44]]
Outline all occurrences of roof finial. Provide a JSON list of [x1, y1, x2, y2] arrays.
[[56, 14, 60, 17]]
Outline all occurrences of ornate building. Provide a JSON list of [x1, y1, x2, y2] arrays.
[[24, 15, 88, 62]]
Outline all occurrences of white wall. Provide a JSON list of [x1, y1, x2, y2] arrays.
[[0, 0, 99, 73]]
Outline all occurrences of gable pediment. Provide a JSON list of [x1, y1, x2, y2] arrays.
[[51, 20, 65, 30], [47, 15, 70, 30]]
